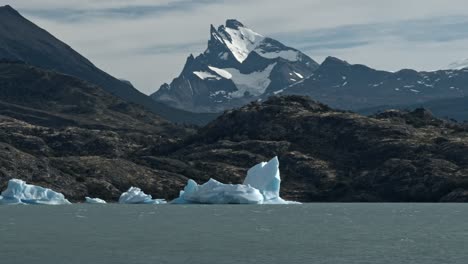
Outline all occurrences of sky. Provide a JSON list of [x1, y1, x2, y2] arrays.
[[7, 0, 468, 94]]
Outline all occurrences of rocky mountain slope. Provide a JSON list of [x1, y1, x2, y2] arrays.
[[0, 5, 215, 125], [3, 63, 467, 203], [151, 19, 318, 113]]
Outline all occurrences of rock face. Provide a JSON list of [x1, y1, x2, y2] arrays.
[[0, 5, 215, 125], [151, 19, 318, 113]]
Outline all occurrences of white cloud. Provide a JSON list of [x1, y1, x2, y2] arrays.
[[6, 0, 468, 94]]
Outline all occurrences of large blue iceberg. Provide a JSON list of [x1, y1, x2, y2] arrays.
[[85, 197, 107, 204], [0, 179, 71, 205], [172, 179, 264, 204], [172, 157, 299, 204], [118, 187, 167, 204]]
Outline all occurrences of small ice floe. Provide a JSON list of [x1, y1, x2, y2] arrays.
[[0, 179, 71, 205], [85, 197, 107, 204], [118, 187, 167, 204]]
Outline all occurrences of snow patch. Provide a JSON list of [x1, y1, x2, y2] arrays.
[[225, 63, 277, 98], [256, 49, 299, 62], [294, 72, 304, 79], [219, 26, 265, 63], [273, 89, 284, 95], [193, 71, 220, 80], [213, 22, 299, 63], [219, 52, 229, 60], [208, 66, 232, 79]]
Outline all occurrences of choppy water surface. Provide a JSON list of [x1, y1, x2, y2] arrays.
[[1, 204, 467, 264]]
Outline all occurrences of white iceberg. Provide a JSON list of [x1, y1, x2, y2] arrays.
[[172, 179, 264, 204], [172, 157, 299, 204], [0, 179, 71, 205], [244, 156, 281, 202], [85, 197, 107, 204], [118, 187, 166, 204]]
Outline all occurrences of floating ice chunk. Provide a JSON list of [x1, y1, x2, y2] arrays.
[[244, 157, 299, 204], [173, 157, 300, 205], [173, 179, 264, 204], [244, 157, 281, 201], [118, 187, 166, 204], [85, 197, 107, 204], [0, 179, 71, 205]]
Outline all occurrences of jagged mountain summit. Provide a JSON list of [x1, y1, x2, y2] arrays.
[[0, 5, 215, 125], [151, 19, 319, 113]]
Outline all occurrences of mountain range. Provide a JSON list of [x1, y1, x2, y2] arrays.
[[151, 19, 468, 121]]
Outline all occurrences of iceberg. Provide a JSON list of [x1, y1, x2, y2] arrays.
[[244, 156, 281, 202], [85, 197, 107, 204], [172, 179, 264, 204], [0, 179, 71, 205], [118, 187, 166, 204], [172, 157, 299, 204]]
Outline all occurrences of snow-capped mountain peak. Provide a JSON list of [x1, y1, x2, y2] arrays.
[[209, 19, 265, 63], [151, 19, 319, 113], [207, 19, 303, 64]]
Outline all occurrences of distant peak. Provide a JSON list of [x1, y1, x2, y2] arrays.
[[225, 19, 245, 29], [0, 5, 23, 19], [320, 56, 350, 68], [0, 5, 14, 9], [0, 5, 19, 14]]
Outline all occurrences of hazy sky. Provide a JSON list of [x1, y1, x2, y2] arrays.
[[8, 0, 468, 94]]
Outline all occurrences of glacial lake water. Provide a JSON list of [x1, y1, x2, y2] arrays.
[[0, 204, 467, 264]]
